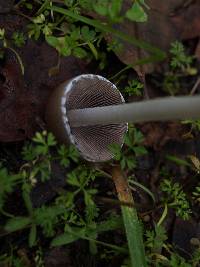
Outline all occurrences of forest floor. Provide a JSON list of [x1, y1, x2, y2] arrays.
[[0, 1, 200, 267]]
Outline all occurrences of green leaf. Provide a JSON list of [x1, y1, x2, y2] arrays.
[[87, 41, 98, 60], [5, 217, 31, 232], [93, 1, 108, 16], [132, 146, 147, 156], [67, 172, 80, 187], [145, 225, 167, 252], [29, 224, 37, 247], [95, 216, 122, 232], [47, 132, 57, 146], [122, 205, 147, 267], [120, 157, 127, 170], [46, 36, 71, 56], [0, 165, 21, 209], [12, 32, 26, 48], [166, 155, 191, 167], [109, 143, 121, 160], [124, 79, 143, 96], [22, 184, 33, 214], [58, 144, 79, 167], [34, 205, 63, 237], [69, 145, 80, 162], [133, 128, 145, 144], [51, 217, 122, 247], [84, 190, 92, 206], [70, 28, 80, 40], [51, 228, 86, 246], [32, 132, 45, 144], [73, 47, 87, 58], [126, 2, 147, 23], [108, 0, 122, 21], [81, 26, 96, 41], [0, 167, 20, 194]]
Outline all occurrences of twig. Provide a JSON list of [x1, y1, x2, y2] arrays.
[[190, 76, 200, 95], [138, 71, 149, 99]]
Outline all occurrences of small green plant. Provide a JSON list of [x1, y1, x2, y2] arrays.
[[12, 32, 26, 48], [125, 0, 149, 22], [21, 131, 79, 185], [92, 0, 149, 23], [182, 119, 200, 133], [170, 41, 194, 73], [28, 14, 53, 40], [107, 39, 123, 53], [160, 178, 191, 220], [2, 131, 80, 247], [110, 125, 147, 170], [57, 144, 79, 167], [163, 74, 180, 96], [0, 164, 21, 210], [45, 25, 99, 58], [14, 0, 166, 76], [123, 79, 144, 96], [144, 222, 200, 266], [92, 0, 124, 22], [163, 41, 197, 95], [21, 131, 57, 183], [65, 166, 100, 222], [26, 3, 103, 61], [2, 131, 123, 255], [192, 184, 200, 204], [145, 225, 167, 255]]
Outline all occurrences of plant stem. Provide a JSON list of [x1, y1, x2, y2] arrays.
[[157, 203, 168, 227], [112, 165, 147, 267], [68, 95, 200, 127]]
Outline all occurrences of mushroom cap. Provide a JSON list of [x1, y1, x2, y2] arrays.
[[46, 74, 128, 162]]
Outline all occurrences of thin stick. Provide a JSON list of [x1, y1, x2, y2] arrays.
[[190, 77, 200, 95], [68, 95, 200, 127]]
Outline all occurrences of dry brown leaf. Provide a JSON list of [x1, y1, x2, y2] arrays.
[[94, 0, 200, 74], [0, 15, 89, 142], [140, 122, 184, 150]]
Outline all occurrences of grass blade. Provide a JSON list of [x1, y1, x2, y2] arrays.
[[112, 166, 147, 267], [50, 5, 166, 64]]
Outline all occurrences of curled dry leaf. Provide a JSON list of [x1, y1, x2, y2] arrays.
[[0, 15, 89, 142]]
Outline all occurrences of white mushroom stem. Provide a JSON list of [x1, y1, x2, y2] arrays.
[[67, 95, 200, 127]]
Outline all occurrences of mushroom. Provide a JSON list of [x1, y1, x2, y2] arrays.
[[46, 74, 200, 161]]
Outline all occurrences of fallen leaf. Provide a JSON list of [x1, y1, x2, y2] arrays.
[[90, 0, 200, 74], [140, 122, 184, 149], [0, 15, 89, 142]]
